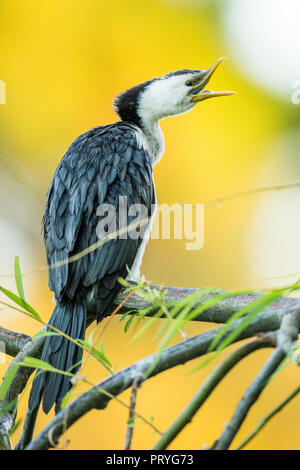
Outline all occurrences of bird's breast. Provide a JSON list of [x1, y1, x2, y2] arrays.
[[133, 123, 165, 167]]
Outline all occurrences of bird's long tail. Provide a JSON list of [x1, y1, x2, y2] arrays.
[[28, 297, 86, 414]]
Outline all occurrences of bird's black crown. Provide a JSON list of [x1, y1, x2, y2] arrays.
[[113, 80, 152, 128]]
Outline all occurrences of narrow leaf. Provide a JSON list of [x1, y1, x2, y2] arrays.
[[0, 363, 20, 400], [76, 339, 112, 367], [21, 357, 72, 375], [60, 388, 74, 409], [124, 315, 134, 333], [33, 331, 59, 339], [14, 256, 25, 301], [0, 286, 41, 321]]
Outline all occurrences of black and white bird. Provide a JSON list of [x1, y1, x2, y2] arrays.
[[29, 57, 234, 414]]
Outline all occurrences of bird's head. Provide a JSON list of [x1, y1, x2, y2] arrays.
[[114, 57, 235, 128]]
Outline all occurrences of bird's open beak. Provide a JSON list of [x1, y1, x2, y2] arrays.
[[188, 57, 236, 102]]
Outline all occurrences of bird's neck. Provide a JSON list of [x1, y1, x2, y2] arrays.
[[138, 117, 165, 166]]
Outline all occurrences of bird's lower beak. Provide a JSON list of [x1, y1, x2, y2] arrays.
[[189, 57, 235, 103]]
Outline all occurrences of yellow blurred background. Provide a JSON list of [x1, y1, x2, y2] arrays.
[[0, 0, 300, 450]]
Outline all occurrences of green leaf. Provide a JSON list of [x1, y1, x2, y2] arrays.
[[60, 388, 74, 409], [129, 308, 165, 344], [119, 310, 137, 322], [118, 277, 130, 288], [0, 400, 17, 417], [21, 357, 72, 375], [131, 315, 144, 333], [9, 418, 22, 437], [76, 339, 112, 367], [67, 359, 85, 373], [87, 326, 97, 346], [127, 416, 138, 427], [33, 331, 59, 339], [0, 286, 41, 321], [14, 256, 25, 301], [124, 315, 134, 333], [0, 363, 21, 400], [188, 351, 219, 374]]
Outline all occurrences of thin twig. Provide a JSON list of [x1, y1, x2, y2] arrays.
[[236, 384, 300, 450], [153, 340, 271, 450], [15, 405, 40, 450], [203, 180, 300, 209], [124, 374, 144, 450], [213, 347, 286, 450]]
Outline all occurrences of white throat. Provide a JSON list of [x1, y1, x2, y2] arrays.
[[137, 117, 165, 166]]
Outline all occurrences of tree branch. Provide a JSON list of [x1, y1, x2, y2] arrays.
[[124, 374, 144, 450], [2, 285, 299, 362], [25, 303, 291, 451], [0, 328, 46, 449], [236, 384, 300, 450], [0, 326, 31, 357], [0, 283, 298, 449], [211, 306, 300, 450], [276, 307, 300, 355], [111, 284, 299, 326], [15, 406, 39, 450], [152, 339, 272, 450], [213, 347, 286, 449]]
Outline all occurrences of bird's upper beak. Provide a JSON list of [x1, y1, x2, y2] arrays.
[[188, 57, 235, 102]]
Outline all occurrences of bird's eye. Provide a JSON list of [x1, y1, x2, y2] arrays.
[[185, 81, 193, 87]]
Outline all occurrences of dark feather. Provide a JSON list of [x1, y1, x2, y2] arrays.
[[29, 121, 155, 414]]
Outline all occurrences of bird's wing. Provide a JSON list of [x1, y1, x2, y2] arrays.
[[43, 123, 155, 316]]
